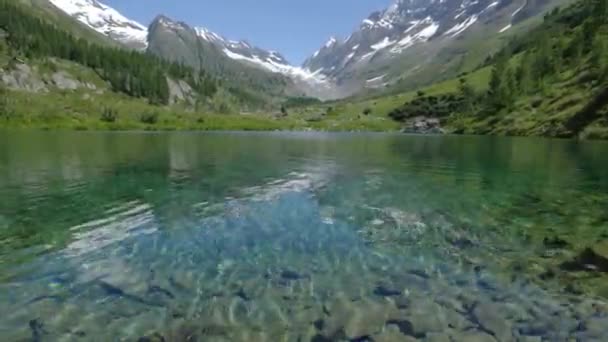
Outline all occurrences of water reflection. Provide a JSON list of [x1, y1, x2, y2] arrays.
[[0, 132, 607, 340]]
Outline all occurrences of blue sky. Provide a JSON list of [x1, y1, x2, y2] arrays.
[[104, 0, 391, 65]]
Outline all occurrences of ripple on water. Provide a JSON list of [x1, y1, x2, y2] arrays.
[[1, 175, 607, 341]]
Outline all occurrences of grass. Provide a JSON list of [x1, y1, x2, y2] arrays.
[[0, 60, 494, 133], [0, 87, 402, 132], [292, 66, 492, 124]]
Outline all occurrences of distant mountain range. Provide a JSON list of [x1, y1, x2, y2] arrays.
[[47, 0, 565, 99]]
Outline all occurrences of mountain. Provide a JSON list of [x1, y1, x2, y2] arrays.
[[330, 0, 608, 138], [47, 0, 338, 99], [303, 0, 564, 97], [147, 15, 338, 100], [43, 0, 565, 101], [47, 0, 148, 49]]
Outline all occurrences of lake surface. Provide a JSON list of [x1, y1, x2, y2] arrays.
[[1, 131, 608, 341]]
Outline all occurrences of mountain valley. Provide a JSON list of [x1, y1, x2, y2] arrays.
[[1, 0, 607, 138]]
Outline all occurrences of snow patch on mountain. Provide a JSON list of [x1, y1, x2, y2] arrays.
[[48, 0, 148, 49], [195, 27, 224, 42], [372, 37, 396, 51], [499, 24, 512, 32], [366, 74, 386, 83], [499, 0, 528, 33], [391, 19, 439, 53], [222, 49, 328, 84], [511, 0, 528, 18], [444, 15, 478, 37], [485, 1, 500, 11], [325, 37, 338, 48]]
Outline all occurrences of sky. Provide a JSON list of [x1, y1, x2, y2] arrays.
[[104, 0, 391, 65]]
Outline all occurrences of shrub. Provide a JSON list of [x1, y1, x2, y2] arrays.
[[41, 58, 58, 73], [140, 111, 159, 125], [100, 107, 118, 123], [363, 107, 372, 115]]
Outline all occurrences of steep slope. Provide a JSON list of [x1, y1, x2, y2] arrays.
[[198, 27, 338, 99], [303, 0, 565, 97], [147, 15, 339, 101], [146, 16, 293, 102], [47, 0, 148, 49], [331, 0, 608, 138], [0, 0, 260, 116], [15, 0, 119, 47], [46, 0, 338, 99]]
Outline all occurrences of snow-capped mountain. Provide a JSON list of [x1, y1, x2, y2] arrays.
[[148, 15, 337, 99], [47, 0, 559, 99], [303, 0, 556, 95], [49, 0, 335, 97], [193, 26, 329, 87], [303, 0, 516, 77], [48, 0, 148, 50]]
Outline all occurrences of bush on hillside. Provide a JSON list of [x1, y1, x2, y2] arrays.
[[140, 111, 159, 125], [100, 107, 118, 123]]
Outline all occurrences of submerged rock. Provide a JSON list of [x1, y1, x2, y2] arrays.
[[373, 325, 418, 342], [29, 318, 47, 342], [280, 269, 308, 281], [374, 283, 402, 297], [561, 241, 608, 272], [137, 332, 166, 342], [543, 236, 570, 249], [451, 330, 497, 342], [321, 299, 397, 340], [472, 302, 513, 341], [425, 333, 451, 342]]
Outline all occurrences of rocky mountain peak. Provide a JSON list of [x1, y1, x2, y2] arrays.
[[48, 0, 148, 50], [301, 0, 535, 96]]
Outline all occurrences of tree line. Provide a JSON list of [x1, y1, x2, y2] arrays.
[[470, 0, 608, 115], [390, 0, 608, 124], [0, 0, 217, 105]]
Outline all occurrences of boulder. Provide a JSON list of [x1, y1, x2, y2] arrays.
[[1, 63, 48, 92], [373, 325, 418, 342], [450, 330, 497, 342], [321, 298, 398, 340], [401, 116, 444, 134], [472, 302, 513, 341], [542, 236, 570, 249], [167, 77, 196, 105], [561, 240, 608, 272], [51, 71, 80, 90]]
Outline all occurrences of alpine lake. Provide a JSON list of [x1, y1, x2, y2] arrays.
[[1, 131, 608, 341]]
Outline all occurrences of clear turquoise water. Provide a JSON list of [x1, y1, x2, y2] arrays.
[[1, 131, 608, 341]]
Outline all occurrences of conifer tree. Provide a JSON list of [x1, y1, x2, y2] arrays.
[[0, 0, 222, 106], [488, 55, 509, 109], [516, 51, 536, 93], [591, 33, 607, 80], [458, 78, 476, 115]]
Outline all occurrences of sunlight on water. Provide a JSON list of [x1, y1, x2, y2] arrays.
[[1, 132, 607, 340]]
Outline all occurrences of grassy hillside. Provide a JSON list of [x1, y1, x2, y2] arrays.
[[3, 0, 607, 137], [308, 0, 608, 139], [452, 0, 608, 139]]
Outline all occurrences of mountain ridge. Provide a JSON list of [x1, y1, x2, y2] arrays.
[[47, 0, 337, 98], [48, 0, 148, 49], [301, 0, 562, 97], [46, 0, 564, 100]]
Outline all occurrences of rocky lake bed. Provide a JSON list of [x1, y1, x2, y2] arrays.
[[0, 132, 607, 341]]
